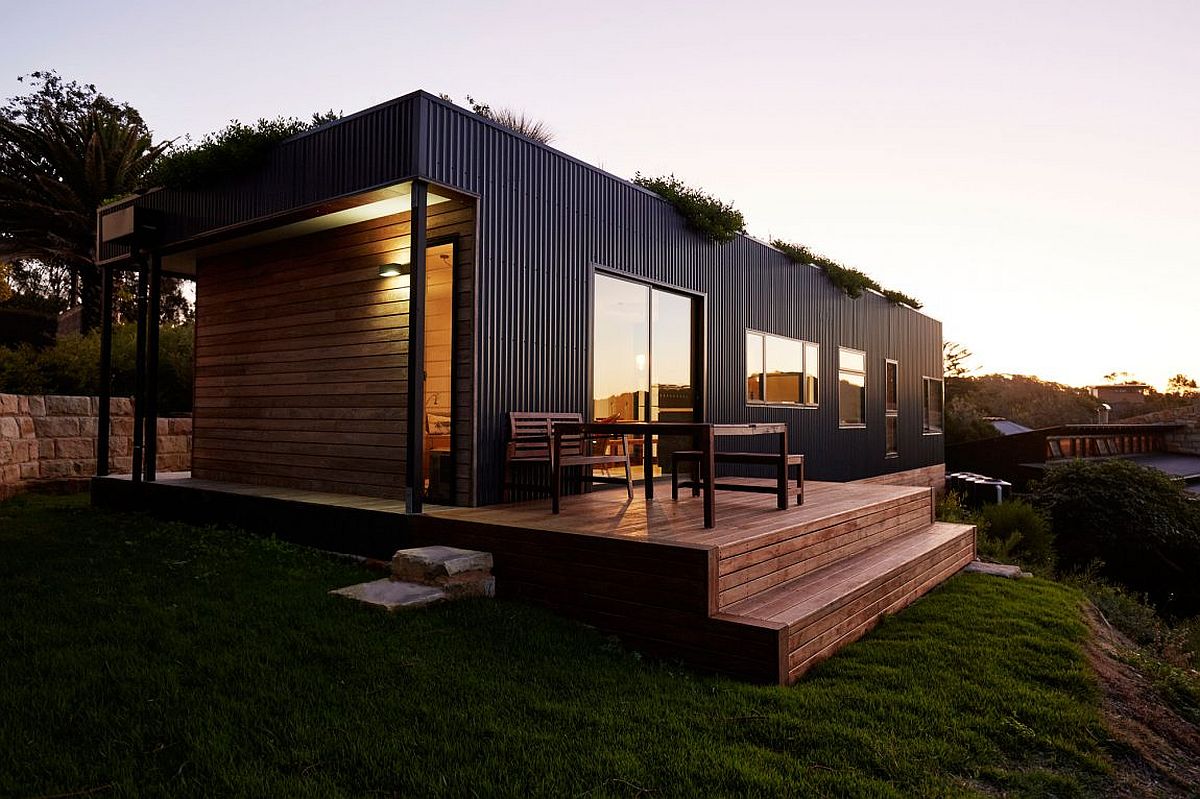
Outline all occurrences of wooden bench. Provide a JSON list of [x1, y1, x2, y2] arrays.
[[671, 450, 805, 508], [502, 412, 634, 501]]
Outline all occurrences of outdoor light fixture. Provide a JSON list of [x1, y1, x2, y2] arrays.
[[379, 262, 411, 277]]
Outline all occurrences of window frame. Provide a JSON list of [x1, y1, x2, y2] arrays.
[[923, 376, 944, 435], [838, 346, 868, 428], [884, 359, 899, 456], [744, 329, 819, 408]]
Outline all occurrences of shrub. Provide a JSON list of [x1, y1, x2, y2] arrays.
[[0, 323, 193, 414], [771, 238, 922, 309], [981, 500, 1054, 572], [632, 174, 745, 244], [1033, 459, 1200, 614], [148, 113, 339, 190]]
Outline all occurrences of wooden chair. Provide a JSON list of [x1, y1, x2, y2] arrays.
[[502, 412, 634, 501]]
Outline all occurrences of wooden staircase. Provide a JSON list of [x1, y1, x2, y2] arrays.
[[712, 488, 975, 682], [419, 479, 975, 685]]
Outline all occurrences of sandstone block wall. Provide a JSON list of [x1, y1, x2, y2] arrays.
[[0, 393, 192, 499], [1117, 404, 1200, 456]]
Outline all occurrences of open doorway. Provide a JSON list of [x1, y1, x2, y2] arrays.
[[423, 241, 455, 503]]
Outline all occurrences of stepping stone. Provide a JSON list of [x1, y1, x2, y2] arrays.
[[392, 546, 493, 583], [964, 560, 1031, 579], [329, 579, 446, 611]]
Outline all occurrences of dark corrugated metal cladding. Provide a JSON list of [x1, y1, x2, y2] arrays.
[[96, 94, 421, 263], [418, 95, 944, 504]]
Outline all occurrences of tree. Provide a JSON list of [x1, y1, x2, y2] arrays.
[[1166, 373, 1198, 396], [943, 341, 973, 378], [0, 71, 171, 332]]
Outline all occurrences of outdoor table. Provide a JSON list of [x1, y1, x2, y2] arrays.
[[550, 421, 788, 528]]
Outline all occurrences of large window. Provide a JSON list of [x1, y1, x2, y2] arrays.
[[592, 272, 698, 476], [746, 331, 818, 406], [838, 347, 867, 427], [923, 377, 944, 434], [885, 360, 899, 456]]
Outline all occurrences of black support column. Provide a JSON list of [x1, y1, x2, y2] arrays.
[[95, 264, 114, 477], [405, 181, 428, 514], [143, 252, 162, 482], [130, 254, 148, 483]]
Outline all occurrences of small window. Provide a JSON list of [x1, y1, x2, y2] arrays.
[[746, 333, 764, 402], [839, 347, 867, 427], [885, 360, 899, 456], [746, 331, 818, 407], [804, 342, 820, 405], [885, 361, 899, 413], [923, 377, 944, 434]]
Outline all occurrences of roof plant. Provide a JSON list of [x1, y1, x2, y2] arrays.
[[771, 238, 922, 308], [147, 111, 340, 190], [632, 173, 745, 244]]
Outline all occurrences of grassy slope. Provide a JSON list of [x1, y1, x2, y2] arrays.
[[0, 495, 1110, 798]]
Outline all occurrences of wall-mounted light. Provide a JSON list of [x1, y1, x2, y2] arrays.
[[379, 261, 411, 277]]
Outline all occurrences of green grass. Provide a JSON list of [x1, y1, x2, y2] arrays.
[[0, 494, 1112, 797]]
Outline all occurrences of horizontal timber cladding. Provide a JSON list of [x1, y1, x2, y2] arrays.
[[417, 95, 944, 505], [192, 197, 476, 502]]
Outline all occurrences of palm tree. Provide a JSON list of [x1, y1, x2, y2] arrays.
[[0, 72, 169, 332]]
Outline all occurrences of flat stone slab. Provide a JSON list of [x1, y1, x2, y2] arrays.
[[329, 579, 446, 611], [965, 560, 1031, 579], [392, 546, 493, 582]]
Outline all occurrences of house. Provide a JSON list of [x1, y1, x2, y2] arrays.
[[90, 91, 970, 683]]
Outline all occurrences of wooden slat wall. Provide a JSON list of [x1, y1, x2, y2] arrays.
[[191, 198, 476, 502]]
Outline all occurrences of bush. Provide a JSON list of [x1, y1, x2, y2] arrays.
[[1033, 459, 1200, 615], [771, 239, 922, 309], [632, 173, 745, 244], [981, 500, 1054, 572], [148, 113, 339, 190], [0, 324, 193, 414]]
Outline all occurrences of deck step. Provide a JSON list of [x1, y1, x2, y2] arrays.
[[723, 522, 975, 682], [392, 545, 495, 598], [716, 487, 934, 610]]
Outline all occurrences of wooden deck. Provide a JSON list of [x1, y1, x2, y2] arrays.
[[92, 473, 975, 684]]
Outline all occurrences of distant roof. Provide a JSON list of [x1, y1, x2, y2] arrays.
[[1088, 384, 1150, 390], [986, 418, 1033, 436]]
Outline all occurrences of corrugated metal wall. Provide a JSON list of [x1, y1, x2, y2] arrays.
[[98, 96, 420, 264], [419, 95, 944, 505]]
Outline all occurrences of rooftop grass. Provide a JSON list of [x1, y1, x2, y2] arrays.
[[1, 494, 1111, 797]]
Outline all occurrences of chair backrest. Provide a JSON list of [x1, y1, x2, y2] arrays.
[[508, 412, 585, 460]]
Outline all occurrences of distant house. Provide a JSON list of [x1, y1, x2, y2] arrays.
[[1089, 383, 1150, 411], [985, 417, 1032, 436]]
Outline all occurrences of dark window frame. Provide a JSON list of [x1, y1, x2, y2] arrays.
[[923, 376, 944, 435], [745, 329, 819, 408], [838, 346, 868, 428], [885, 359, 899, 457]]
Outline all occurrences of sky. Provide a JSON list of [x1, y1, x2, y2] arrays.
[[2, 0, 1197, 389]]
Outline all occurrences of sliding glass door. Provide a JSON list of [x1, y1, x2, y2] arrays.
[[592, 272, 699, 478]]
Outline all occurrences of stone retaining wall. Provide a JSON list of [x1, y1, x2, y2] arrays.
[[1118, 404, 1200, 455], [0, 394, 191, 500]]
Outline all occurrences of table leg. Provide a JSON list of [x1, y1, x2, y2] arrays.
[[777, 429, 788, 510], [703, 427, 716, 528], [551, 429, 562, 514], [643, 430, 655, 500]]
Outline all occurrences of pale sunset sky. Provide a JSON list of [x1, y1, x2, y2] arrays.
[[2, 0, 1196, 389]]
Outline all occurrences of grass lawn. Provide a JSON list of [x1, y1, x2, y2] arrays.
[[1, 494, 1112, 798]]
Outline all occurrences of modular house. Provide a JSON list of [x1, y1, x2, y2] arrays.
[[95, 90, 945, 511], [92, 91, 967, 683]]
